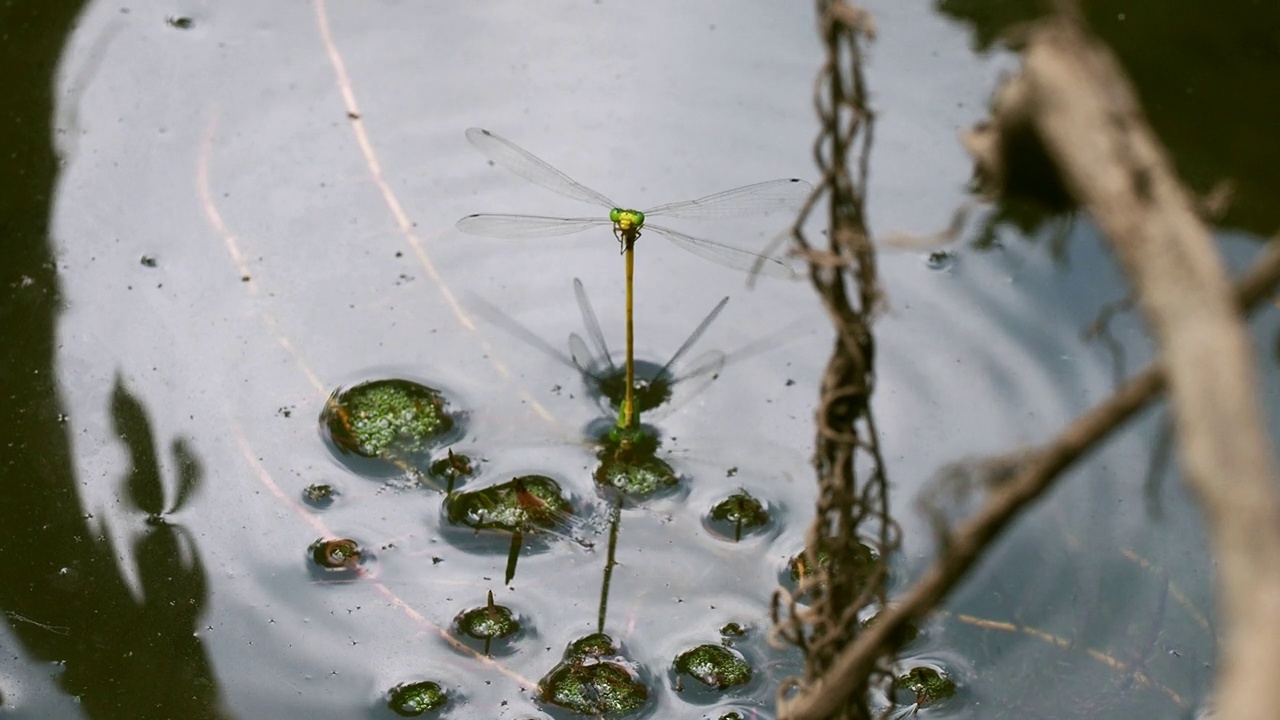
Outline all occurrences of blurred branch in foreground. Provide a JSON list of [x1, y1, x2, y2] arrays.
[[965, 13, 1280, 718], [777, 4, 1280, 719]]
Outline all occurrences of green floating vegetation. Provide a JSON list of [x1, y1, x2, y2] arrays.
[[593, 425, 678, 498], [895, 666, 956, 707], [594, 452, 679, 497], [707, 491, 770, 541], [538, 633, 649, 717], [322, 379, 454, 463], [387, 680, 447, 716], [673, 644, 753, 691], [455, 590, 521, 656], [446, 475, 572, 533], [569, 632, 618, 658]]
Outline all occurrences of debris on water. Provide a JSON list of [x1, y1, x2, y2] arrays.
[[926, 249, 956, 270], [309, 537, 363, 571], [429, 449, 477, 492], [301, 483, 338, 509]]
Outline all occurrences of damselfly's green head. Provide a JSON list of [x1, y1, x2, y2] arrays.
[[609, 208, 645, 233]]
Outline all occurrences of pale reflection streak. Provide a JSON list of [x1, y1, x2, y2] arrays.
[[310, 0, 557, 426], [195, 101, 538, 697]]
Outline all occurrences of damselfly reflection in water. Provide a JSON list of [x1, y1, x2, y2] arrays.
[[463, 278, 730, 427], [457, 127, 809, 428], [568, 278, 727, 424]]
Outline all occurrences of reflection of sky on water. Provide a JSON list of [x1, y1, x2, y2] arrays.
[[29, 0, 1276, 716]]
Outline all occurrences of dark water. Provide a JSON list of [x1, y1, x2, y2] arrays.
[[2, 1, 1277, 718]]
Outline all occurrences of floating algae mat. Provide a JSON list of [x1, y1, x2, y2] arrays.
[[538, 633, 650, 717], [321, 378, 458, 475], [446, 475, 572, 533]]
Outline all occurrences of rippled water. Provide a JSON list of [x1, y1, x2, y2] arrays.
[[2, 0, 1278, 718]]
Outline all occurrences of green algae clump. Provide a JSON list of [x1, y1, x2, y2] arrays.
[[323, 379, 454, 461], [707, 491, 770, 541], [594, 452, 679, 497], [455, 590, 521, 655], [674, 644, 753, 690], [457, 599, 519, 641], [538, 633, 649, 717], [387, 680, 447, 716], [446, 475, 571, 533]]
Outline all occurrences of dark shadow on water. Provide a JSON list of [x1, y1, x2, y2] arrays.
[[938, 0, 1280, 238], [0, 1, 229, 716]]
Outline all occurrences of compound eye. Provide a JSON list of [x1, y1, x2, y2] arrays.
[[609, 208, 622, 223]]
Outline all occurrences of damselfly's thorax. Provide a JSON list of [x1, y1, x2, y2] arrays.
[[608, 208, 645, 250]]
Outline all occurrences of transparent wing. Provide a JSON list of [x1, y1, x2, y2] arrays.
[[646, 224, 796, 278], [465, 128, 619, 210], [573, 278, 613, 367], [671, 350, 727, 387], [465, 290, 575, 368], [456, 214, 609, 239], [647, 350, 727, 423], [660, 296, 729, 377], [643, 178, 812, 220], [568, 333, 601, 376]]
